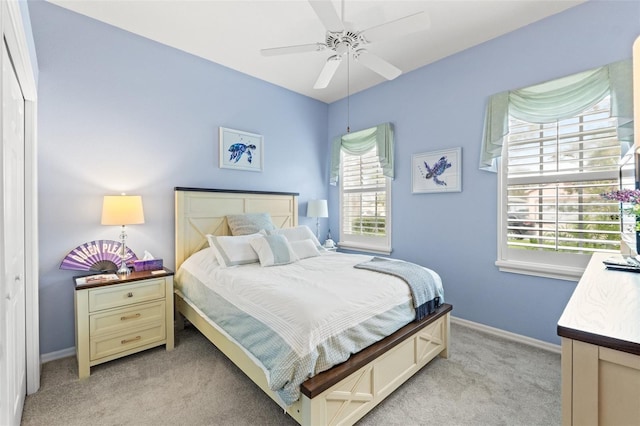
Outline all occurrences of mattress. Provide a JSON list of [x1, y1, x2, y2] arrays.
[[175, 248, 444, 406]]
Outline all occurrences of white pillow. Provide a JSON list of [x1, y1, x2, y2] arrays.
[[268, 225, 323, 250], [206, 232, 263, 267], [290, 239, 321, 260], [249, 234, 298, 267], [178, 248, 219, 276]]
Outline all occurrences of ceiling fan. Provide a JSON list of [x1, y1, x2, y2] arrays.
[[261, 0, 430, 89]]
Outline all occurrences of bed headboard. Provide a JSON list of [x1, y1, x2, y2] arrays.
[[174, 187, 299, 270]]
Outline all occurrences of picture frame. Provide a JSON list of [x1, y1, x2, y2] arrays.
[[412, 147, 462, 193], [219, 127, 264, 172]]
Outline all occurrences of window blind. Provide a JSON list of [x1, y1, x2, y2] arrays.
[[505, 96, 621, 254], [341, 146, 387, 237]]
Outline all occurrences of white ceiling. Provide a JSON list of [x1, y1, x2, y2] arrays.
[[48, 0, 585, 104]]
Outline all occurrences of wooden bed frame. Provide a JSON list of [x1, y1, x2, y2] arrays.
[[174, 187, 452, 426]]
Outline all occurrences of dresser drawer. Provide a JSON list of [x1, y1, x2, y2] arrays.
[[88, 279, 166, 312], [90, 322, 166, 361], [89, 301, 165, 337]]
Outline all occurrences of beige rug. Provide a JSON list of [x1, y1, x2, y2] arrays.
[[21, 323, 560, 425]]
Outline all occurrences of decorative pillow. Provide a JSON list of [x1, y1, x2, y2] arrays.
[[290, 239, 321, 260], [206, 232, 263, 267], [249, 234, 298, 267], [268, 225, 323, 249], [226, 213, 276, 236]]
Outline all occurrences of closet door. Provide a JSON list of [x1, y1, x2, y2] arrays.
[[1, 37, 26, 426]]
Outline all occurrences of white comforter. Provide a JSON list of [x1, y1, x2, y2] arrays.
[[175, 248, 443, 406]]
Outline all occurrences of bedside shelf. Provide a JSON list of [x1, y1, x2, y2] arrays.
[[73, 269, 174, 378]]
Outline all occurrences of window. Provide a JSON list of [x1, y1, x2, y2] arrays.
[[330, 123, 394, 254], [481, 60, 632, 280], [340, 144, 392, 254], [498, 96, 621, 280]]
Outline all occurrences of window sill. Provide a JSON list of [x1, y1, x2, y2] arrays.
[[495, 259, 583, 282], [338, 242, 392, 256]]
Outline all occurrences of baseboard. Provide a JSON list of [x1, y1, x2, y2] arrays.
[[451, 316, 561, 354], [40, 346, 75, 364], [40, 318, 559, 363]]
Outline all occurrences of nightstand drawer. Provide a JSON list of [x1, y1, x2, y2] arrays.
[[88, 279, 165, 312], [89, 301, 165, 336], [90, 322, 166, 361]]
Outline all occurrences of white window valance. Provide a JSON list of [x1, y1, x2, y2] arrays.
[[479, 59, 633, 172], [330, 123, 394, 185]]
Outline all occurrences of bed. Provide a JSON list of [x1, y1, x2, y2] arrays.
[[174, 187, 452, 425]]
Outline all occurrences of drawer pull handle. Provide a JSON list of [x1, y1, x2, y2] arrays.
[[120, 313, 141, 321], [127, 292, 134, 298], [121, 336, 141, 345]]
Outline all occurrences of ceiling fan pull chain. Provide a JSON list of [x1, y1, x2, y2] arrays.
[[347, 54, 350, 133]]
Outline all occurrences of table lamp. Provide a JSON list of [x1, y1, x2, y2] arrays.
[[101, 194, 145, 275], [307, 199, 328, 240]]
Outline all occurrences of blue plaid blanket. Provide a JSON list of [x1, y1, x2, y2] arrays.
[[355, 257, 444, 321]]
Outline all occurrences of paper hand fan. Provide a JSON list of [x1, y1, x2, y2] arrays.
[[60, 240, 139, 272]]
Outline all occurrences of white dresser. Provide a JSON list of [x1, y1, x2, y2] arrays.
[[557, 253, 640, 425]]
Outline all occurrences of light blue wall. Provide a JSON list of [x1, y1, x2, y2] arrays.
[[29, 0, 640, 354], [29, 1, 328, 354], [327, 0, 640, 344]]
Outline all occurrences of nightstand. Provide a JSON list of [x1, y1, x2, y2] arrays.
[[73, 269, 174, 379]]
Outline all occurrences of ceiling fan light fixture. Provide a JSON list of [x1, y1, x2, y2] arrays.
[[326, 30, 361, 52], [335, 43, 349, 56], [262, 0, 430, 90]]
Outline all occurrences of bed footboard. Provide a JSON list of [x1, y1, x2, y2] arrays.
[[176, 291, 451, 426], [297, 305, 451, 425]]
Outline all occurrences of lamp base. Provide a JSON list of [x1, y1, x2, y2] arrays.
[[117, 225, 131, 275], [116, 262, 130, 275]]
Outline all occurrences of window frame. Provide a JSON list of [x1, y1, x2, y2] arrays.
[[338, 147, 392, 255], [496, 163, 598, 281], [496, 98, 621, 281]]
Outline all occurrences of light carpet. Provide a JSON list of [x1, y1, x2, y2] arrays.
[[21, 323, 560, 425]]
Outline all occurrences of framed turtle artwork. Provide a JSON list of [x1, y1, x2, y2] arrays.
[[412, 147, 462, 194], [219, 127, 264, 172]]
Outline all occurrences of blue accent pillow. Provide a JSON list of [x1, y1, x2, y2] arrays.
[[249, 234, 298, 267]]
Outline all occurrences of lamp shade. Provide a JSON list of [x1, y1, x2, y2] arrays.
[[307, 199, 328, 218], [101, 195, 145, 226]]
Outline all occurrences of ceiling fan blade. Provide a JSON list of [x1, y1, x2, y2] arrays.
[[309, 0, 344, 32], [261, 43, 326, 57], [354, 50, 401, 81], [360, 11, 430, 44], [314, 56, 342, 89]]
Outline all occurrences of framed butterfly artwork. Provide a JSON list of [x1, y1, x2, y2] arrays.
[[412, 147, 462, 194]]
